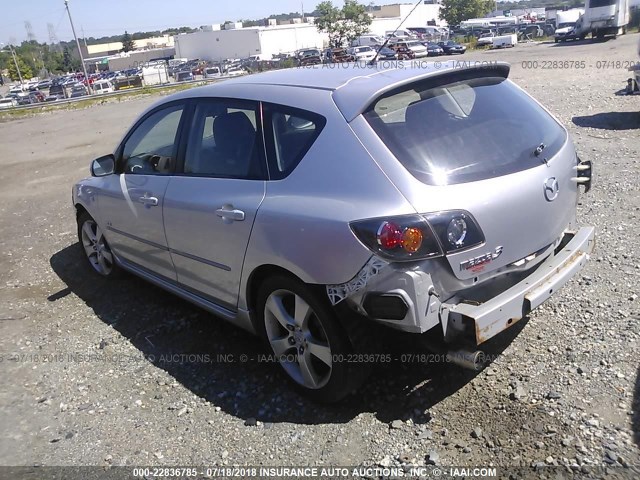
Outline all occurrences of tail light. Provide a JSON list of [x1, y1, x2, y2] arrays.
[[426, 211, 485, 254], [350, 210, 484, 261]]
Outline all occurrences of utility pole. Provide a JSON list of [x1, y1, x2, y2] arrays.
[[8, 45, 24, 85], [64, 0, 92, 93], [81, 26, 88, 49]]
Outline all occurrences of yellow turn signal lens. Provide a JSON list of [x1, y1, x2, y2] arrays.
[[401, 227, 423, 253]]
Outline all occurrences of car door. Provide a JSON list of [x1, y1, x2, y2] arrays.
[[163, 99, 267, 309], [98, 102, 186, 281]]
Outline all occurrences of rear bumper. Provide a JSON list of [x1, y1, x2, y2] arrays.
[[446, 226, 595, 344], [330, 227, 595, 343]]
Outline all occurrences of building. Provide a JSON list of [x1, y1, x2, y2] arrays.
[[84, 47, 176, 73], [174, 2, 447, 61], [81, 35, 175, 59], [174, 23, 327, 61], [369, 2, 445, 32]]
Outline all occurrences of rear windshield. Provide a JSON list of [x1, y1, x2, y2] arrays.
[[363, 74, 566, 185]]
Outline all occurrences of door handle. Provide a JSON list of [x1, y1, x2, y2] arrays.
[[216, 206, 245, 222], [138, 195, 159, 206]]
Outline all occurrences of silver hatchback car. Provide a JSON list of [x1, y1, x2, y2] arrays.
[[73, 62, 594, 402]]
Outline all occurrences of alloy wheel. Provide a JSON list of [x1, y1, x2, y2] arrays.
[[80, 219, 114, 276], [263, 289, 333, 389]]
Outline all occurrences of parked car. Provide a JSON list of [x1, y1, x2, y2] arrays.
[[0, 97, 18, 109], [92, 79, 115, 94], [296, 49, 322, 60], [407, 26, 443, 40], [73, 63, 594, 402], [477, 32, 495, 46], [351, 34, 385, 47], [385, 29, 414, 40], [424, 42, 444, 56], [390, 40, 429, 58], [15, 92, 33, 105], [438, 40, 467, 54], [47, 83, 68, 101], [28, 90, 45, 103], [191, 61, 208, 76], [347, 45, 377, 62], [324, 48, 353, 64], [520, 25, 544, 39], [390, 44, 416, 60], [175, 71, 194, 82], [204, 67, 222, 79], [70, 85, 89, 98], [225, 66, 248, 77], [297, 50, 322, 66], [37, 79, 52, 90], [375, 46, 398, 60], [554, 22, 581, 43]]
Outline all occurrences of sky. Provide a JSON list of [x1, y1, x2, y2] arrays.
[[1, 0, 365, 44]]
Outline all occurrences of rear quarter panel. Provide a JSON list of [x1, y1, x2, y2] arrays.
[[236, 85, 417, 310]]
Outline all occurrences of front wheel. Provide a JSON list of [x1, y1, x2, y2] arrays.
[[256, 276, 365, 402], [77, 211, 118, 277]]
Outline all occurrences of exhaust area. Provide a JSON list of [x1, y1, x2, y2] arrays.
[[446, 349, 487, 371]]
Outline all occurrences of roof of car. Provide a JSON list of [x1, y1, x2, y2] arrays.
[[170, 60, 510, 121]]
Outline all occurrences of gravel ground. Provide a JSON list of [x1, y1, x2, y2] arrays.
[[0, 35, 639, 477]]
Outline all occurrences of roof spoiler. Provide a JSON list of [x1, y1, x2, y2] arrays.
[[334, 61, 511, 122]]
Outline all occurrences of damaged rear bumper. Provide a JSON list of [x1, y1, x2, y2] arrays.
[[445, 226, 595, 344], [330, 227, 595, 344]]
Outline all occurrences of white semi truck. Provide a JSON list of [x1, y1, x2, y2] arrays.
[[576, 0, 630, 39]]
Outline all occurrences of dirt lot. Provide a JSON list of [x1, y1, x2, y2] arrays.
[[0, 35, 639, 476]]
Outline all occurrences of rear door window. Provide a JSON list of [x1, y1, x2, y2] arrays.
[[263, 104, 326, 180], [181, 99, 266, 179], [363, 73, 566, 185]]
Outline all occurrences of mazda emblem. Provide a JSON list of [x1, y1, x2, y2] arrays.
[[544, 177, 559, 201]]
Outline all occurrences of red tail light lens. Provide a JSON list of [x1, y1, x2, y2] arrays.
[[377, 221, 402, 249], [351, 215, 442, 261]]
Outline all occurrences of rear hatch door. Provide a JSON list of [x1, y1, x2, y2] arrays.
[[360, 69, 579, 279]]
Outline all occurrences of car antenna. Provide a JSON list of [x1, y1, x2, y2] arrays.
[[369, 0, 423, 66]]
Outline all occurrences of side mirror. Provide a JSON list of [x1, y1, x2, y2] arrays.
[[90, 154, 115, 177]]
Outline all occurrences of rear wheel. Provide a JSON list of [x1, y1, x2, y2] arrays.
[[77, 211, 119, 277], [256, 275, 363, 402]]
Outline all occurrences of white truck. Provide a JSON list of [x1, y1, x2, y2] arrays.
[[554, 9, 585, 42], [142, 64, 169, 86], [577, 0, 630, 39], [492, 34, 517, 49]]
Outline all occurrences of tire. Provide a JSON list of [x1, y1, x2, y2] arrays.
[[255, 275, 364, 403], [77, 211, 120, 277]]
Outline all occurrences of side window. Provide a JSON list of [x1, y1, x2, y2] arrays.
[[264, 104, 326, 180], [121, 104, 184, 175], [183, 100, 265, 179]]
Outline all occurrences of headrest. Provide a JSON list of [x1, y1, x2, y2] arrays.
[[213, 112, 255, 151]]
